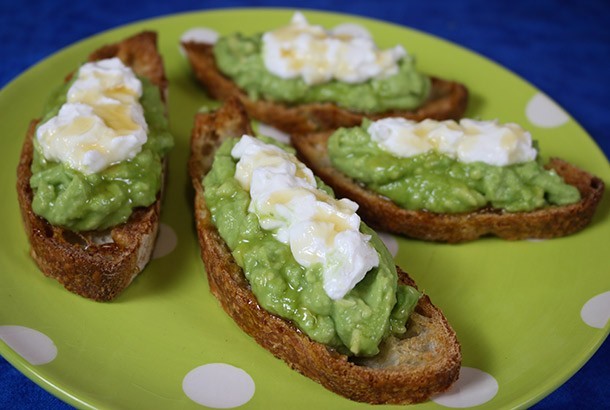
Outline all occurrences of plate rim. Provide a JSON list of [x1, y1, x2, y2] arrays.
[[1, 7, 609, 410]]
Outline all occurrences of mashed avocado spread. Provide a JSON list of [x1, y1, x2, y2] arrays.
[[328, 121, 581, 213], [213, 33, 431, 113], [204, 137, 421, 356], [30, 76, 173, 231]]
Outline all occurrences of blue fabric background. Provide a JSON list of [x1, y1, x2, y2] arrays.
[[1, 0, 608, 408]]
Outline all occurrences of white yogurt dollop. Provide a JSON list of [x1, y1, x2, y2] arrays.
[[262, 12, 406, 85], [368, 117, 538, 166], [232, 136, 379, 300], [36, 58, 147, 175]]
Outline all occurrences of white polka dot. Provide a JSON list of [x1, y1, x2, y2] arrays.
[[432, 366, 498, 408], [330, 23, 372, 40], [525, 93, 570, 128], [152, 223, 177, 259], [376, 231, 399, 257], [257, 123, 291, 144], [179, 27, 219, 56], [181, 27, 219, 45], [581, 291, 610, 329], [183, 363, 255, 408], [0, 326, 57, 365]]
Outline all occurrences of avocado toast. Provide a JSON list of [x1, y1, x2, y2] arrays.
[[291, 121, 604, 243], [16, 31, 173, 301], [181, 13, 468, 136], [188, 98, 461, 404]]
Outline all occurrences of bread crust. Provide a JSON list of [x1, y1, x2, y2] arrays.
[[291, 130, 605, 243], [181, 41, 469, 135], [188, 98, 461, 404], [16, 31, 169, 301]]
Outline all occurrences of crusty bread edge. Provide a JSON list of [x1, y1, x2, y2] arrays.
[[16, 31, 169, 301], [291, 130, 605, 243], [188, 98, 461, 404], [181, 41, 469, 135]]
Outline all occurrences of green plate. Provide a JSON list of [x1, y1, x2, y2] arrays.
[[1, 8, 609, 410]]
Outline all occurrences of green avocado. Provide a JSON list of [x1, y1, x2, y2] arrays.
[[203, 137, 421, 356], [327, 120, 581, 213], [30, 75, 173, 232], [213, 33, 431, 113]]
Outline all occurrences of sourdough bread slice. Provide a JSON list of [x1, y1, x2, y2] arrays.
[[291, 130, 605, 243], [181, 41, 468, 135], [188, 98, 461, 404], [16, 31, 169, 301]]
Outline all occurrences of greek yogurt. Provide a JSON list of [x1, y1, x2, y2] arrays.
[[368, 117, 538, 166], [262, 12, 407, 85], [36, 58, 147, 175], [232, 135, 379, 300]]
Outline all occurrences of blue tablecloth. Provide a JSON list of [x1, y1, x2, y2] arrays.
[[1, 0, 608, 408]]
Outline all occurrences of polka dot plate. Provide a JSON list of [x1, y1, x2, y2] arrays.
[[1, 8, 609, 410]]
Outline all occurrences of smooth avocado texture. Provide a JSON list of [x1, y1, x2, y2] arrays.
[[30, 76, 173, 231], [203, 137, 420, 356], [213, 33, 431, 113], [327, 120, 581, 213]]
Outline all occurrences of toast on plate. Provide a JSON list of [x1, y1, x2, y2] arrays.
[[181, 39, 468, 136], [188, 98, 461, 404], [291, 128, 605, 243], [16, 31, 172, 301]]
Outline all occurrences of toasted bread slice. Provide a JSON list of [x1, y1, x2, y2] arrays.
[[292, 130, 605, 243], [181, 41, 468, 135], [188, 98, 461, 404], [16, 31, 169, 301]]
